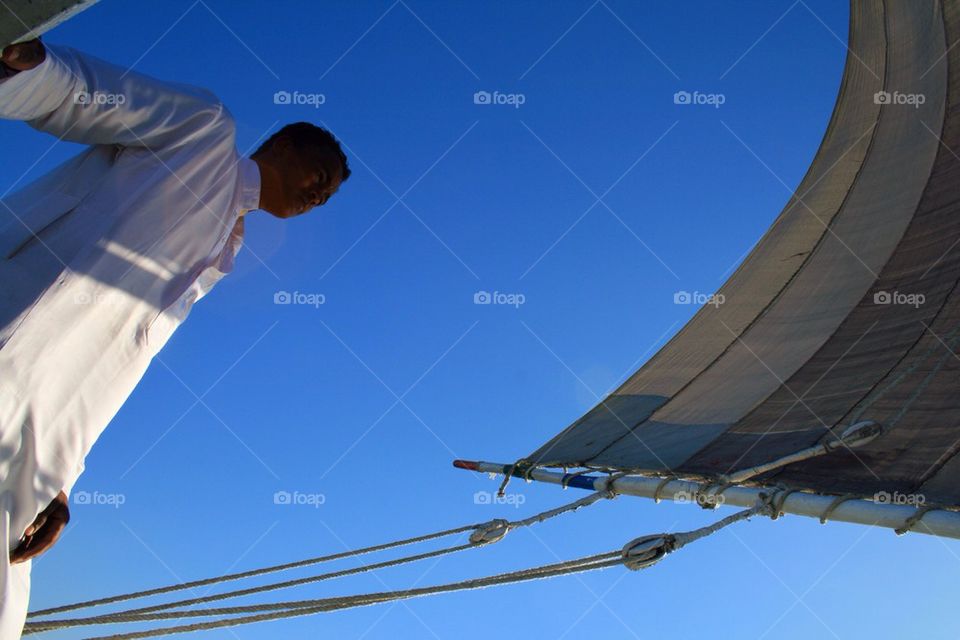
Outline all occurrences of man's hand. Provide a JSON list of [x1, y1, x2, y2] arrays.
[[10, 491, 69, 564], [1, 38, 46, 74]]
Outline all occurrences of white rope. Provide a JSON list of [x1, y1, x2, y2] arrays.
[[26, 480, 625, 634], [76, 554, 627, 639], [27, 521, 482, 619], [23, 542, 479, 635], [29, 496, 776, 639], [719, 421, 882, 484]]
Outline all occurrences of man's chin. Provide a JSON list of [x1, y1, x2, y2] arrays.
[[264, 207, 298, 219], [285, 202, 308, 218]]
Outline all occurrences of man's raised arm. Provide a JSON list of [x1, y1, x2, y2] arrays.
[[0, 39, 229, 151]]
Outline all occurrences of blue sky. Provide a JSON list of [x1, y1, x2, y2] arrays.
[[4, 1, 960, 638]]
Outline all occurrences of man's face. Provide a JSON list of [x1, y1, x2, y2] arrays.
[[266, 137, 344, 219]]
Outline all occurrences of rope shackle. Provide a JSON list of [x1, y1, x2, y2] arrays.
[[825, 420, 883, 451], [469, 519, 511, 545], [719, 420, 885, 485], [620, 534, 674, 571]]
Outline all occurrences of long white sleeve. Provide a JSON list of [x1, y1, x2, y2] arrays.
[[59, 461, 84, 499], [0, 44, 226, 151]]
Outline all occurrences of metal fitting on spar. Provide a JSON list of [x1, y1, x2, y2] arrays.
[[470, 519, 511, 545], [718, 420, 885, 485], [825, 420, 884, 451], [621, 534, 675, 571]]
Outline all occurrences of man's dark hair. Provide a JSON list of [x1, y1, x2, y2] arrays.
[[255, 122, 351, 182]]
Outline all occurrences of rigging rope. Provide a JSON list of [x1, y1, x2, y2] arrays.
[[717, 420, 883, 485], [27, 522, 482, 619], [27, 491, 777, 639], [25, 477, 624, 634]]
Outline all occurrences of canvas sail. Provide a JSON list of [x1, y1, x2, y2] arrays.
[[1, 0, 99, 50], [525, 0, 960, 507]]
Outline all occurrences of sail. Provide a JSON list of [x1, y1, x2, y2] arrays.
[[0, 0, 100, 50], [525, 0, 960, 507]]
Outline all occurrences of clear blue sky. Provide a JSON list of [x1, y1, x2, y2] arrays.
[[4, 1, 959, 638]]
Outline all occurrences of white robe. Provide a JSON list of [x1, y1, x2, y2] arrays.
[[0, 44, 259, 636]]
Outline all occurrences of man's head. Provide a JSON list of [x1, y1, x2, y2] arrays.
[[251, 123, 351, 218]]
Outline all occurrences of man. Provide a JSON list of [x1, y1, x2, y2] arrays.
[[0, 37, 349, 636]]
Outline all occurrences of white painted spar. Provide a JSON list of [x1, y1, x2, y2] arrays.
[[462, 460, 960, 540]]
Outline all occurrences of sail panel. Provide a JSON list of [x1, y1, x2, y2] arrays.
[[525, 0, 960, 508]]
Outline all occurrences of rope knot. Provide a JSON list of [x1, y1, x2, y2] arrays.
[[694, 482, 733, 510], [760, 485, 798, 520], [894, 505, 936, 536], [620, 534, 674, 571], [496, 458, 536, 497], [596, 470, 631, 500], [469, 519, 511, 546]]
